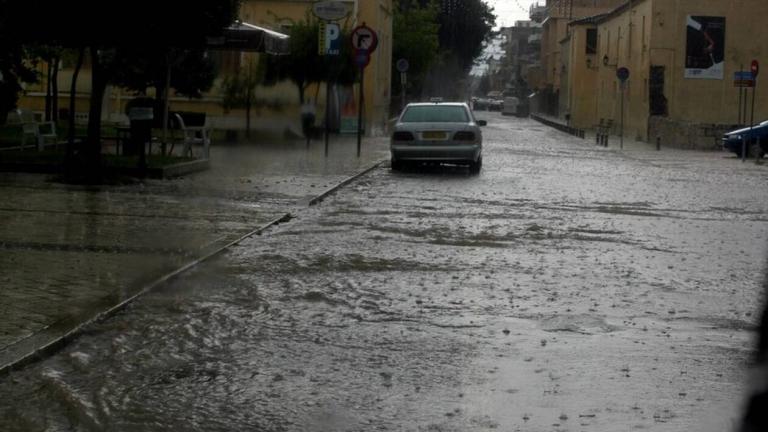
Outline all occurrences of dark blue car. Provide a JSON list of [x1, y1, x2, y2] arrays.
[[722, 120, 768, 157]]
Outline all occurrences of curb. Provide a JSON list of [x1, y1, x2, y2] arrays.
[[307, 159, 385, 206], [0, 159, 386, 376], [531, 114, 586, 139], [0, 212, 293, 376]]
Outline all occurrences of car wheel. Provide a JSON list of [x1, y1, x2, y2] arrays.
[[469, 157, 482, 174], [391, 158, 403, 171]]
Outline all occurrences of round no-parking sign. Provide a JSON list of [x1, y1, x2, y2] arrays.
[[351, 24, 378, 53]]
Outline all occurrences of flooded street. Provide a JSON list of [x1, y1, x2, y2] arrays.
[[2, 113, 768, 431]]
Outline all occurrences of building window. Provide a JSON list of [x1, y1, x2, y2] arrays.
[[586, 28, 597, 54]]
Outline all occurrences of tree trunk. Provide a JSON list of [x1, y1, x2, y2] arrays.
[[298, 82, 305, 104], [86, 46, 107, 175], [45, 57, 53, 121], [161, 51, 171, 156], [66, 47, 85, 166], [245, 86, 252, 139], [51, 54, 60, 122]]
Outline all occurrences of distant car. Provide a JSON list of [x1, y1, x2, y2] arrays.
[[390, 102, 486, 174], [488, 99, 503, 111], [472, 98, 489, 111], [722, 121, 768, 157], [502, 97, 519, 116]]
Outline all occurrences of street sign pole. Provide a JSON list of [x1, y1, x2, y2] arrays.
[[620, 81, 625, 150], [747, 60, 760, 162], [401, 72, 407, 111], [616, 67, 630, 150], [357, 65, 364, 158], [748, 78, 757, 162], [325, 79, 331, 157], [743, 84, 749, 125], [350, 23, 377, 159], [396, 59, 409, 112], [738, 64, 744, 124]]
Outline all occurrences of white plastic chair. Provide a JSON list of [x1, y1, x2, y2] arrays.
[[17, 109, 57, 150], [173, 113, 210, 158]]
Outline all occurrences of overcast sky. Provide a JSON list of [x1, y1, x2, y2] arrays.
[[486, 0, 536, 29], [471, 1, 536, 75]]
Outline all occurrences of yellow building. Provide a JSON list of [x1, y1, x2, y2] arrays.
[[17, 0, 394, 136], [563, 0, 768, 148], [533, 0, 625, 115]]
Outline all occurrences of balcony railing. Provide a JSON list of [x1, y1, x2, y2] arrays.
[[529, 3, 547, 23]]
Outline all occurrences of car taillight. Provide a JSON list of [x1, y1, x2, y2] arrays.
[[393, 131, 415, 141], [454, 131, 475, 141]]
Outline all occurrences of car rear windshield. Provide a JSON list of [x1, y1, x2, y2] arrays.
[[401, 106, 469, 123]]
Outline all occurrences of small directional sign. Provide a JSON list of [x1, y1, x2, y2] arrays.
[[735, 71, 755, 88]]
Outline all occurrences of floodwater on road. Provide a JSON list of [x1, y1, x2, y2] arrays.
[[1, 114, 767, 431]]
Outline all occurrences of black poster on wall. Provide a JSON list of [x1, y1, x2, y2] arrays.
[[685, 16, 726, 79]]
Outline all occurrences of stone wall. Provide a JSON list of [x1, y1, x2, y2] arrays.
[[648, 116, 741, 150]]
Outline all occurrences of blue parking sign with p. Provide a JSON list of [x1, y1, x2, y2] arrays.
[[324, 23, 341, 55]]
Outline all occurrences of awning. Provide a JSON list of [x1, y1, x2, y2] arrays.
[[206, 21, 290, 55]]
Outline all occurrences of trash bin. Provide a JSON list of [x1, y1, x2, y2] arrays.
[[128, 107, 153, 169]]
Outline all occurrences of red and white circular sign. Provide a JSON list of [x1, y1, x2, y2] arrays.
[[351, 24, 378, 53]]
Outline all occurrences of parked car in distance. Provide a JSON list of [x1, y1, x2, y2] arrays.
[[390, 102, 485, 174], [502, 97, 519, 116], [488, 98, 503, 111], [722, 120, 768, 157], [472, 97, 489, 111]]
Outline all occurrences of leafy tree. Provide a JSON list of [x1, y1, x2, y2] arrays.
[[264, 15, 357, 104], [220, 57, 265, 138], [26, 45, 66, 122], [0, 1, 37, 124], [391, 0, 440, 110], [112, 49, 217, 101], [404, 0, 494, 100], [6, 0, 240, 177], [478, 73, 491, 95], [434, 0, 495, 73], [264, 18, 325, 104]]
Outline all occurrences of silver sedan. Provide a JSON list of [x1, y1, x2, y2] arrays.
[[390, 102, 486, 173]]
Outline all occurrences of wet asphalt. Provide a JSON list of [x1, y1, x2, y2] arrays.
[[1, 113, 767, 431]]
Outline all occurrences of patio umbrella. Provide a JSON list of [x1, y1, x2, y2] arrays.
[[207, 21, 290, 55]]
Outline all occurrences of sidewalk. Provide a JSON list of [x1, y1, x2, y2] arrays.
[[531, 111, 749, 154], [0, 134, 389, 371]]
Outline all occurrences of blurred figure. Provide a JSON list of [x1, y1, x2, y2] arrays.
[[301, 98, 316, 145]]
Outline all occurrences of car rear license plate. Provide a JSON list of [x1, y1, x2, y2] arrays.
[[423, 131, 447, 140]]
